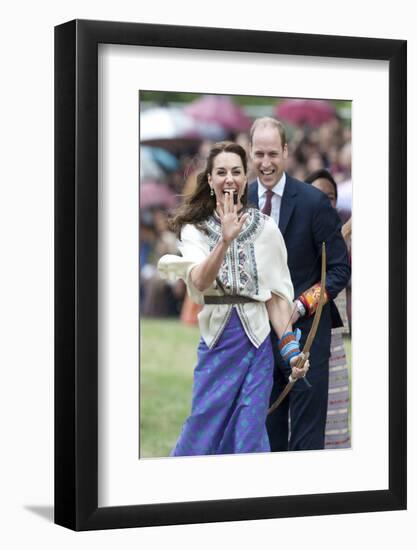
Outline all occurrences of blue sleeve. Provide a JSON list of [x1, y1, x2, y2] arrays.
[[312, 193, 351, 298]]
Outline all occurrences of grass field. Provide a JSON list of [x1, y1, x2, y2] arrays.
[[140, 318, 200, 457], [140, 318, 351, 458]]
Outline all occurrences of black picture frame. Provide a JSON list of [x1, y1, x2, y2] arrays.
[[55, 19, 407, 531]]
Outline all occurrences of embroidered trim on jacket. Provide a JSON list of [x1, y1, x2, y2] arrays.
[[202, 209, 265, 297]]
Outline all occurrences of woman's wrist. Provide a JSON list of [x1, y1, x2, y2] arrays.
[[278, 329, 302, 366], [219, 235, 232, 246]]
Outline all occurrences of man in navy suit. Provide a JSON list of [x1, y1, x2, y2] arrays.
[[248, 117, 350, 451]]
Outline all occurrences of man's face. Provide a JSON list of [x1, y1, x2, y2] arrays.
[[250, 126, 288, 188]]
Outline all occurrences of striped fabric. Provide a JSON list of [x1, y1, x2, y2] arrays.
[[278, 331, 300, 363], [325, 290, 351, 449]]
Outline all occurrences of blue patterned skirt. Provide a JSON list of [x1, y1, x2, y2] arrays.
[[171, 308, 274, 456]]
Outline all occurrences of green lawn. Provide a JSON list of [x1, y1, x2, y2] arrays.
[[140, 318, 352, 458], [140, 318, 200, 457]]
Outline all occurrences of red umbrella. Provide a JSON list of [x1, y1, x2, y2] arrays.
[[275, 99, 336, 127], [140, 181, 177, 210], [185, 95, 251, 131]]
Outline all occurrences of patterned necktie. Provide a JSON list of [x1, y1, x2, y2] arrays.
[[261, 189, 274, 216]]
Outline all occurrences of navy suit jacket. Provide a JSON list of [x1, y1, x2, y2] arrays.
[[248, 175, 351, 368]]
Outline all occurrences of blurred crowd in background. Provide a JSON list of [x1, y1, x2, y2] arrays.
[[139, 93, 352, 323]]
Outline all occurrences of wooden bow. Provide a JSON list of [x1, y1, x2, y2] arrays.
[[268, 242, 327, 414]]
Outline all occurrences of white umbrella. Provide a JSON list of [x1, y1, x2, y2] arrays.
[[140, 107, 197, 141], [140, 106, 227, 143]]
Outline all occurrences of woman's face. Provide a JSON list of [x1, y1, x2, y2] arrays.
[[312, 177, 337, 209], [207, 152, 247, 209]]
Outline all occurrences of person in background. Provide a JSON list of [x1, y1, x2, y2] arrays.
[[305, 168, 351, 449], [334, 175, 352, 332], [248, 117, 351, 451], [158, 141, 309, 456], [141, 208, 184, 317], [305, 168, 337, 208]]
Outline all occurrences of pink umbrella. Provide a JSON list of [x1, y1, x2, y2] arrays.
[[185, 95, 251, 131], [140, 181, 178, 210], [275, 99, 337, 128]]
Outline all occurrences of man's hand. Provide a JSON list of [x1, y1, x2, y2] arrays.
[[290, 299, 306, 325]]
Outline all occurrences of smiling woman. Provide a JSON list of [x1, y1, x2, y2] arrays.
[[157, 141, 309, 457], [207, 151, 247, 209], [169, 142, 250, 237]]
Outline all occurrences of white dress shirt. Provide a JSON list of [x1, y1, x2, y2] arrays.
[[257, 173, 286, 226]]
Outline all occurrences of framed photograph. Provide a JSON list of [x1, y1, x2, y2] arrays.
[[55, 19, 406, 530], [138, 90, 353, 460]]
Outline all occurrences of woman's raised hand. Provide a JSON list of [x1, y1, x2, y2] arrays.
[[217, 191, 249, 244]]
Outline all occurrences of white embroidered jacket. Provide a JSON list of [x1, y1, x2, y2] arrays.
[[158, 208, 294, 349]]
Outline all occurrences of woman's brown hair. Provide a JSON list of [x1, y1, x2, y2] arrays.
[[170, 141, 248, 238]]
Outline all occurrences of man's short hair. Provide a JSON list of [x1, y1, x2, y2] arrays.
[[249, 117, 287, 146]]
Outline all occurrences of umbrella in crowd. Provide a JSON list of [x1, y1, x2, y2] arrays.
[[147, 147, 179, 171], [140, 181, 178, 210], [275, 99, 337, 128], [185, 95, 252, 132], [141, 107, 197, 141], [140, 146, 180, 182], [140, 149, 166, 181], [140, 106, 226, 148]]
